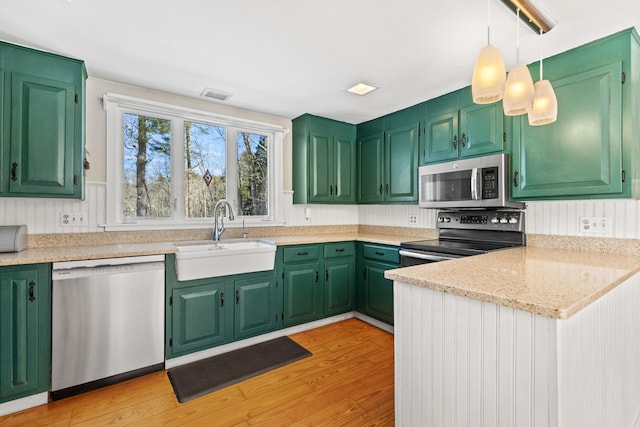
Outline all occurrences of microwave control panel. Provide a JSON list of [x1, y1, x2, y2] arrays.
[[481, 167, 499, 199]]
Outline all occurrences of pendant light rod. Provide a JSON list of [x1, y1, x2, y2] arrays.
[[539, 28, 544, 80], [499, 0, 555, 34]]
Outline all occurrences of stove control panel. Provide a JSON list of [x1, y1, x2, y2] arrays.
[[437, 210, 524, 232]]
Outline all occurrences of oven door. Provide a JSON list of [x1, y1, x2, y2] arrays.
[[399, 249, 463, 267]]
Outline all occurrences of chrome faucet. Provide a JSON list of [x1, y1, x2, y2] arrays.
[[212, 199, 235, 241]]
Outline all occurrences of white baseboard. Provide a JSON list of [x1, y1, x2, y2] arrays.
[[0, 392, 48, 417]]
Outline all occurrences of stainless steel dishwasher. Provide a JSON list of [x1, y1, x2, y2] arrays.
[[51, 255, 165, 400]]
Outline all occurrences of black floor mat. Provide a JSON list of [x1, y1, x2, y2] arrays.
[[167, 336, 312, 403]]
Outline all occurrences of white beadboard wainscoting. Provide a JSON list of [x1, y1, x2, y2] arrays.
[[2, 184, 640, 238], [394, 274, 640, 427]]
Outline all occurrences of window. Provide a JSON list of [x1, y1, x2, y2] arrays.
[[104, 93, 285, 230]]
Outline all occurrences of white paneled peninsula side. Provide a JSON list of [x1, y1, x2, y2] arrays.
[[386, 247, 640, 427]]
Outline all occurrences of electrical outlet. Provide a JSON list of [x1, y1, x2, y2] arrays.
[[408, 215, 417, 225], [579, 216, 611, 234], [60, 212, 87, 227]]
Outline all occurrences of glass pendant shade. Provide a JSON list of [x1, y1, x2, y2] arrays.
[[528, 79, 557, 125], [503, 64, 535, 116], [472, 45, 506, 104]]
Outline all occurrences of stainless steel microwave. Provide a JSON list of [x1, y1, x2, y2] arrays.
[[418, 153, 524, 209]]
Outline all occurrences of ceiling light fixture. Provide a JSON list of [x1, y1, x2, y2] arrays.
[[472, 0, 506, 104], [503, 7, 535, 116], [528, 28, 557, 125], [499, 0, 555, 34], [347, 82, 377, 96]]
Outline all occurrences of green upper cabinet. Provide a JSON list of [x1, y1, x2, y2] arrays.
[[0, 42, 86, 199], [357, 105, 421, 204], [512, 28, 638, 200], [425, 87, 504, 164], [292, 114, 356, 204], [0, 263, 51, 403]]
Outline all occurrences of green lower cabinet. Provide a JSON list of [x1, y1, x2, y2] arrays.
[[171, 280, 231, 356], [283, 260, 322, 327], [234, 273, 277, 340], [165, 254, 281, 359], [323, 242, 355, 316], [356, 243, 398, 325], [0, 263, 51, 403]]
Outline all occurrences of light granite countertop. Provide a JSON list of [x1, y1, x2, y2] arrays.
[[0, 232, 414, 266], [385, 246, 640, 319]]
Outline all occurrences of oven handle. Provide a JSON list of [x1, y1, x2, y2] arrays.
[[399, 249, 461, 262]]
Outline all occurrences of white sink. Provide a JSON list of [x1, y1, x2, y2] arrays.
[[174, 239, 276, 281]]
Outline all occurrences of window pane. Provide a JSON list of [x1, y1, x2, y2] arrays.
[[184, 122, 226, 218], [123, 113, 171, 218], [237, 132, 268, 216]]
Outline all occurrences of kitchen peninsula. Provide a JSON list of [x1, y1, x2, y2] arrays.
[[386, 246, 640, 427]]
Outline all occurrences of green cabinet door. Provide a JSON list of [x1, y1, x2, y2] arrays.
[[459, 101, 504, 158], [283, 260, 322, 327], [0, 264, 50, 403], [385, 122, 418, 202], [512, 62, 623, 199], [308, 130, 332, 203], [363, 260, 394, 325], [234, 273, 277, 340], [333, 135, 356, 203], [357, 132, 384, 203], [9, 72, 77, 196], [324, 257, 355, 316], [171, 281, 230, 355], [426, 110, 458, 163]]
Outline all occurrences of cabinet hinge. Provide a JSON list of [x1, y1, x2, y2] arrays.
[[169, 338, 173, 347], [503, 132, 507, 143], [622, 72, 626, 84], [622, 170, 626, 183], [75, 93, 79, 104], [169, 296, 173, 306]]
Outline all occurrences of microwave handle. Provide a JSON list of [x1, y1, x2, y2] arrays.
[[470, 167, 480, 200]]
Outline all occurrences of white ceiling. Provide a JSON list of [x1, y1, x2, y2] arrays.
[[1, 0, 640, 124]]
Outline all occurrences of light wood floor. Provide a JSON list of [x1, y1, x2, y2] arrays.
[[1, 318, 394, 426]]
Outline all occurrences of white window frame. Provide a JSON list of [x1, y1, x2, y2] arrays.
[[102, 93, 285, 231]]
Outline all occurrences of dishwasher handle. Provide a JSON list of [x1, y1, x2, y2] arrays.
[[53, 255, 165, 271]]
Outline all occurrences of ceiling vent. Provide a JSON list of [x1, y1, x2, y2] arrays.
[[200, 88, 232, 101]]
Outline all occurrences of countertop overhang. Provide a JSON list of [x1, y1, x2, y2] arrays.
[[385, 246, 640, 319]]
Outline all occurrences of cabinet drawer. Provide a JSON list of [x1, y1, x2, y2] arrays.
[[362, 244, 399, 264], [283, 245, 322, 263], [324, 242, 355, 258]]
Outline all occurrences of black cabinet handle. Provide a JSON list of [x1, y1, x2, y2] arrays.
[[461, 133, 467, 148], [335, 248, 345, 253], [235, 290, 240, 305], [452, 135, 457, 150], [513, 170, 520, 187], [379, 184, 383, 195], [363, 268, 367, 280], [220, 292, 225, 307], [315, 271, 319, 283], [385, 183, 389, 195], [325, 270, 329, 281], [11, 162, 18, 182], [375, 251, 384, 256], [330, 185, 333, 196], [297, 251, 309, 256], [28, 281, 35, 302]]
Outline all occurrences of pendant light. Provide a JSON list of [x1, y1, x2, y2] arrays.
[[503, 8, 535, 116], [528, 29, 558, 125], [472, 0, 506, 104]]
